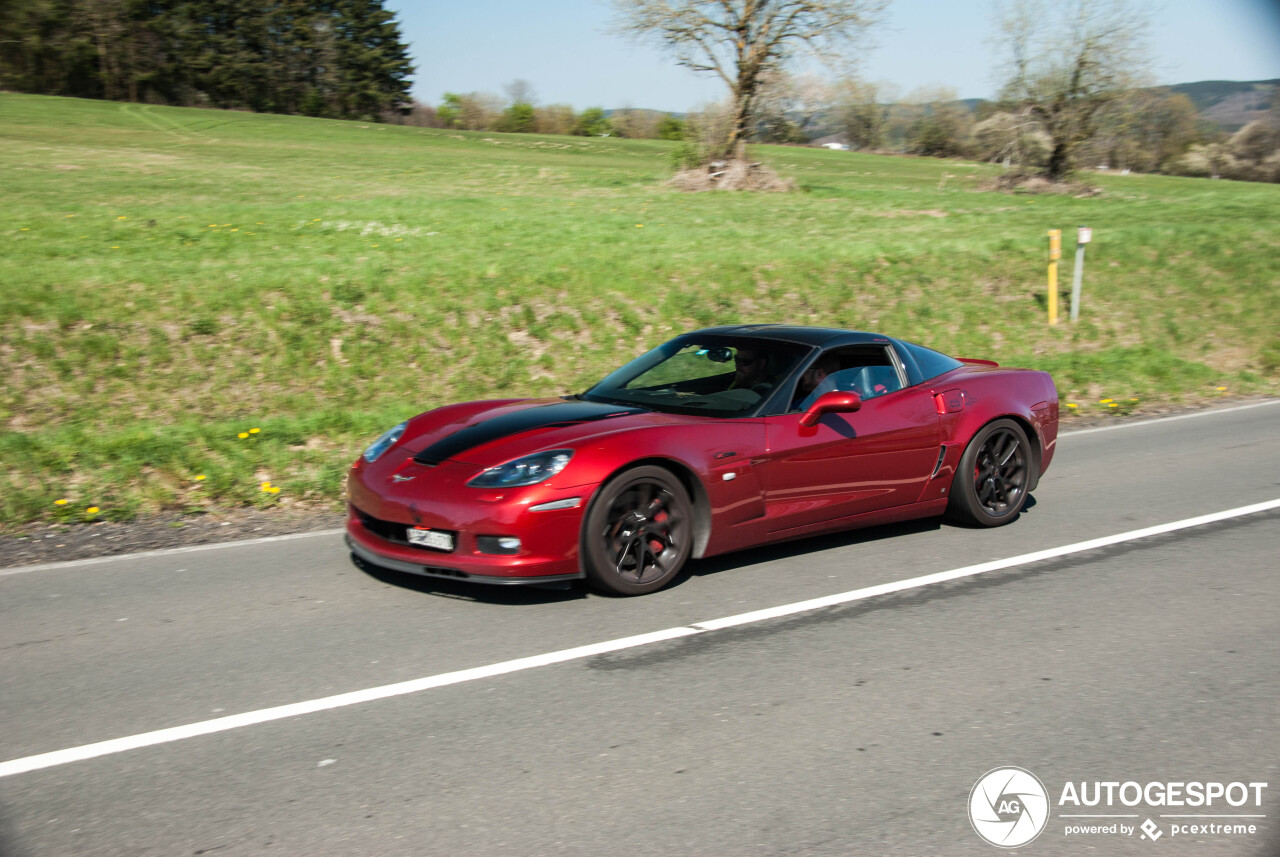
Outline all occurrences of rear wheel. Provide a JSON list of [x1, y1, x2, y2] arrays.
[[583, 466, 692, 596], [948, 419, 1031, 527]]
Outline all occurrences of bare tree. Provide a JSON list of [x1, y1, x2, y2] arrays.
[[833, 77, 890, 149], [612, 0, 885, 160], [995, 0, 1151, 180], [751, 71, 833, 142], [504, 78, 537, 106]]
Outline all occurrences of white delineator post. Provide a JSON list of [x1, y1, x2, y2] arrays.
[[1070, 226, 1091, 322]]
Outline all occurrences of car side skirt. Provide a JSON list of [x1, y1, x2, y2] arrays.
[[704, 497, 951, 557]]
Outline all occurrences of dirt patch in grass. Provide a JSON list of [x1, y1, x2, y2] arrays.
[[981, 172, 1102, 197], [668, 159, 796, 192]]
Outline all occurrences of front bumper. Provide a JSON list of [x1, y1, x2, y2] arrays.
[[345, 454, 592, 584], [346, 533, 584, 585]]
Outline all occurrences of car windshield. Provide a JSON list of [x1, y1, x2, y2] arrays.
[[582, 336, 809, 417]]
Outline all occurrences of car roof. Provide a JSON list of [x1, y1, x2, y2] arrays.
[[689, 324, 890, 347]]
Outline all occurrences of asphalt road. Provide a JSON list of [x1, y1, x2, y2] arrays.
[[2, 403, 1278, 857]]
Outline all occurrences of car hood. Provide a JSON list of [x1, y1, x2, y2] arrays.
[[402, 398, 670, 468]]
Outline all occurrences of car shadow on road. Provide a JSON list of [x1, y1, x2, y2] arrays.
[[349, 552, 589, 605], [682, 494, 1038, 579], [351, 494, 1038, 604]]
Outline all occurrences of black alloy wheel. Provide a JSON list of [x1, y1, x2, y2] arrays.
[[583, 466, 692, 596], [948, 418, 1031, 527]]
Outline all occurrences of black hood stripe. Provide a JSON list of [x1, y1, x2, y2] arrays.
[[413, 401, 644, 465]]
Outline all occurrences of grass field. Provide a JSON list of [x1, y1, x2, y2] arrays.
[[2, 92, 1277, 529]]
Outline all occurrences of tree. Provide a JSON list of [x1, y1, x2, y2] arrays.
[[457, 91, 503, 130], [503, 78, 536, 106], [535, 103, 577, 135], [1086, 89, 1200, 171], [751, 71, 828, 143], [0, 0, 412, 120], [656, 113, 686, 140], [612, 0, 885, 160], [574, 106, 611, 136], [437, 92, 463, 127], [995, 0, 1151, 180], [833, 77, 888, 149], [902, 86, 972, 157], [497, 101, 535, 132]]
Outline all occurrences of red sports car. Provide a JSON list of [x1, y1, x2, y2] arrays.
[[346, 325, 1058, 595]]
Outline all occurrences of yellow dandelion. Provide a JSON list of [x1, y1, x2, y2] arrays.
[[238, 432, 249, 439], [636, 224, 644, 228], [208, 224, 218, 227], [111, 246, 120, 249], [194, 475, 206, 481], [1129, 398, 1139, 402], [269, 486, 281, 494], [1215, 386, 1227, 391], [260, 481, 272, 491], [256, 222, 264, 225], [249, 428, 260, 434], [221, 223, 230, 227], [66, 214, 76, 218], [395, 238, 403, 242], [1066, 403, 1078, 409], [1099, 398, 1113, 403], [1108, 403, 1118, 408], [54, 498, 69, 505], [86, 506, 100, 514], [116, 216, 127, 220], [231, 228, 239, 232]]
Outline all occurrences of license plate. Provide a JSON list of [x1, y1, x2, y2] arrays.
[[407, 527, 454, 551]]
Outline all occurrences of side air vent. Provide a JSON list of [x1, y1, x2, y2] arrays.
[[931, 445, 947, 478]]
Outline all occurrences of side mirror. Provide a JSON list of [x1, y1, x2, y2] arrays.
[[799, 390, 862, 427]]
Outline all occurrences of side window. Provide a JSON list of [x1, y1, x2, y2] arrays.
[[791, 345, 905, 411], [898, 340, 963, 381]]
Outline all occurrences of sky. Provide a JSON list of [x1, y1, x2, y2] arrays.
[[388, 0, 1280, 112]]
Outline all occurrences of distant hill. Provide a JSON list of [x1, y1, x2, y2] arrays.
[[607, 78, 1278, 139], [1165, 79, 1278, 131]]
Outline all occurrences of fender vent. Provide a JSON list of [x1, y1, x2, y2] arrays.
[[931, 445, 947, 478]]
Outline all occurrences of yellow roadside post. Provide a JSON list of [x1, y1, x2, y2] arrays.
[[1047, 229, 1062, 325]]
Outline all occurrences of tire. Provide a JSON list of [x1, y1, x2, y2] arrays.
[[947, 419, 1031, 527], [582, 466, 693, 596]]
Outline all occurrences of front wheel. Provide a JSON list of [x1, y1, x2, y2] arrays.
[[948, 419, 1031, 527], [582, 466, 692, 596]]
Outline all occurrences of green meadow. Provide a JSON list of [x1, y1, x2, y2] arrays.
[[2, 92, 1277, 528]]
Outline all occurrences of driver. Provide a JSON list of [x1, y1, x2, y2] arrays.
[[729, 348, 770, 391]]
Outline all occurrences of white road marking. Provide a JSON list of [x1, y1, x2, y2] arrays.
[[2, 497, 1277, 780], [1059, 399, 1279, 438], [3, 398, 1276, 578]]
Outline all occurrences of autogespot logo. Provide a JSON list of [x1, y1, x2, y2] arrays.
[[970, 767, 1051, 848]]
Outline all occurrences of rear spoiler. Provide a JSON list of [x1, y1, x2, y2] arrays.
[[957, 357, 1000, 367]]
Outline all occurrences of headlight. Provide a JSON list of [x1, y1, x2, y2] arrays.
[[363, 422, 407, 462], [467, 449, 574, 488]]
